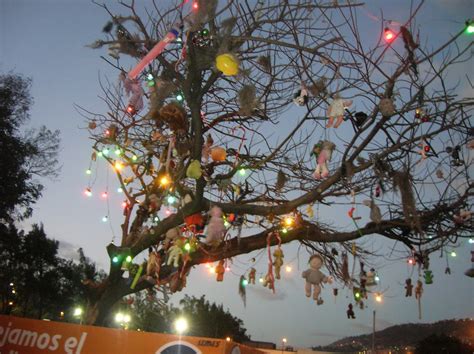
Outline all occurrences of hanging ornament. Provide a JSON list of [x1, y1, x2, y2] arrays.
[[215, 260, 225, 281], [248, 267, 256, 284], [275, 170, 287, 192], [210, 147, 227, 162], [436, 169, 444, 179], [88, 121, 97, 130], [205, 206, 226, 246], [216, 53, 239, 76], [379, 98, 396, 117], [327, 98, 353, 128], [157, 102, 188, 133], [362, 199, 382, 224], [146, 247, 161, 282], [186, 160, 202, 179], [341, 252, 350, 283], [120, 73, 144, 114], [192, 28, 212, 47], [311, 140, 336, 179], [366, 268, 378, 286], [273, 247, 284, 280], [293, 85, 309, 106], [184, 213, 205, 234], [446, 145, 463, 166], [239, 275, 247, 306], [347, 304, 356, 319], [238, 84, 259, 116], [405, 278, 413, 297], [423, 270, 433, 284], [257, 55, 272, 73], [415, 280, 423, 300], [302, 254, 333, 305]]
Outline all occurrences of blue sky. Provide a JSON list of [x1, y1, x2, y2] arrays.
[[1, 0, 473, 348]]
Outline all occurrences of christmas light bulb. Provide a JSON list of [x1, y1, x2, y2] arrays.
[[375, 275, 380, 282], [159, 175, 171, 187], [209, 266, 216, 274], [375, 294, 383, 303], [450, 251, 457, 257], [285, 265, 292, 273], [112, 256, 119, 263], [125, 255, 132, 263], [115, 149, 122, 156], [167, 195, 176, 204], [466, 22, 474, 34], [122, 201, 128, 208], [103, 148, 110, 156], [132, 155, 138, 161], [102, 192, 108, 199], [259, 277, 264, 283], [224, 221, 230, 227], [225, 266, 231, 272], [98, 151, 103, 157], [469, 238, 474, 244], [184, 243, 191, 251], [284, 216, 294, 227], [84, 188, 93, 197], [102, 216, 108, 222], [114, 161, 124, 171], [117, 187, 123, 193], [192, 2, 198, 9], [176, 93, 184, 102], [86, 169, 92, 175], [384, 27, 395, 42], [281, 228, 288, 234], [242, 279, 249, 287], [239, 169, 246, 176]]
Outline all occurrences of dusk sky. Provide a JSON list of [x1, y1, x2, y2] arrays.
[[1, 0, 473, 349]]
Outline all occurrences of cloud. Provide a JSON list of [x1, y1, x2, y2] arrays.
[[58, 240, 81, 261], [247, 285, 287, 301]]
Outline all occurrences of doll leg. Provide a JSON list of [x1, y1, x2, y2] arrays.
[[313, 165, 321, 179], [305, 282, 312, 297], [321, 163, 329, 178], [334, 115, 344, 128], [326, 116, 334, 128], [313, 284, 321, 300]]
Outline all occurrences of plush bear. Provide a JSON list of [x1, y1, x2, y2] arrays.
[[347, 304, 356, 319], [405, 278, 413, 296], [215, 260, 225, 282], [312, 140, 336, 179], [293, 87, 309, 106], [302, 254, 333, 305], [164, 227, 181, 249], [273, 248, 284, 279], [205, 206, 226, 246], [248, 267, 256, 284], [415, 280, 423, 299], [327, 98, 352, 128]]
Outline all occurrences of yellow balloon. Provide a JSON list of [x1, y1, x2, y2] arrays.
[[216, 53, 239, 76]]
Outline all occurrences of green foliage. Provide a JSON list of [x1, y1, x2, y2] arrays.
[[0, 223, 101, 321], [129, 294, 250, 342], [0, 73, 60, 222]]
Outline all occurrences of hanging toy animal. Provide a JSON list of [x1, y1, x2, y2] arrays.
[[146, 247, 161, 282], [326, 98, 352, 128], [273, 247, 284, 279], [405, 278, 413, 296], [167, 239, 184, 268], [347, 304, 356, 319], [362, 199, 382, 224], [205, 206, 226, 246], [311, 140, 336, 179], [249, 267, 256, 284], [215, 260, 225, 282], [302, 254, 333, 305], [415, 280, 423, 299], [293, 86, 309, 106], [366, 268, 377, 286]]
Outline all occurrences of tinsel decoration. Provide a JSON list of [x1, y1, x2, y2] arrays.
[[393, 171, 422, 234], [275, 170, 287, 191], [379, 98, 396, 117], [238, 85, 259, 116], [239, 275, 247, 307], [157, 102, 188, 133]]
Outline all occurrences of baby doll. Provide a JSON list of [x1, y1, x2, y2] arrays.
[[215, 260, 225, 282], [302, 254, 333, 305], [312, 140, 336, 180], [273, 247, 284, 279], [146, 247, 161, 281], [327, 98, 352, 128], [405, 278, 413, 297], [206, 206, 226, 246]]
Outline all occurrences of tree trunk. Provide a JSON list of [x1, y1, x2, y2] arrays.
[[83, 280, 127, 326]]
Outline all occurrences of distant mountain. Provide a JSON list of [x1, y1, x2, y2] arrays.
[[314, 319, 474, 352]]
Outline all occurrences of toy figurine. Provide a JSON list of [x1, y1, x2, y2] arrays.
[[249, 267, 256, 284], [327, 98, 353, 128], [215, 260, 225, 282], [302, 254, 333, 305], [293, 86, 309, 106], [206, 206, 226, 246], [146, 247, 161, 281], [366, 268, 377, 286], [273, 247, 284, 279], [405, 278, 413, 297], [424, 270, 433, 284], [167, 239, 184, 268], [347, 304, 356, 319], [415, 280, 423, 300], [311, 140, 336, 179]]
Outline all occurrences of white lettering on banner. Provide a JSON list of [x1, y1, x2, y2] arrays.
[[0, 322, 88, 353]]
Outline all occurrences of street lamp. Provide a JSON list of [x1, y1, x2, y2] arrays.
[[282, 338, 287, 353], [73, 307, 83, 317], [174, 317, 188, 335]]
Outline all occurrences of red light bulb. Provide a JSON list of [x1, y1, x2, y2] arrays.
[[192, 2, 198, 9], [424, 145, 430, 153], [102, 191, 108, 199], [126, 104, 136, 116], [384, 27, 395, 42]]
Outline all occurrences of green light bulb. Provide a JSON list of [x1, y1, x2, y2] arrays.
[[86, 169, 92, 175], [167, 196, 176, 204], [112, 256, 119, 263], [242, 279, 248, 287], [184, 243, 191, 251], [466, 24, 474, 34], [176, 93, 184, 102], [132, 155, 138, 161], [115, 149, 121, 156], [103, 148, 109, 156], [98, 151, 103, 157], [126, 255, 132, 263], [239, 169, 246, 176]]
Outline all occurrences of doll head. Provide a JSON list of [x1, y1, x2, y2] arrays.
[[308, 254, 323, 270], [210, 206, 223, 218]]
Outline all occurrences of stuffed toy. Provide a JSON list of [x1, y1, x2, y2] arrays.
[[362, 199, 382, 224], [405, 278, 413, 296], [312, 140, 336, 179], [249, 267, 256, 284], [257, 55, 272, 73], [215, 260, 225, 282], [206, 206, 226, 246], [446, 145, 463, 166], [453, 210, 473, 224], [347, 304, 356, 319], [353, 111, 368, 128], [202, 134, 214, 162], [465, 251, 474, 278], [158, 102, 188, 134], [293, 87, 309, 106], [341, 252, 350, 283], [148, 194, 161, 213], [379, 98, 396, 117], [415, 280, 423, 299], [423, 270, 433, 284], [186, 160, 202, 179], [164, 227, 181, 249], [185, 213, 205, 234], [308, 77, 327, 97], [327, 98, 352, 128], [302, 254, 333, 305], [167, 239, 184, 268], [366, 268, 377, 286], [146, 248, 161, 281], [275, 170, 287, 191], [262, 273, 273, 289], [436, 169, 444, 179], [273, 247, 284, 279], [120, 72, 144, 113]]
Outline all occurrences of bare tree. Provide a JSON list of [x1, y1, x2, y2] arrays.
[[80, 0, 473, 325]]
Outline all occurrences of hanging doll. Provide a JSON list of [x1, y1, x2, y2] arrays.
[[249, 267, 256, 284], [326, 98, 353, 128], [120, 72, 144, 114], [215, 260, 225, 282], [293, 86, 309, 106], [362, 199, 382, 224], [146, 247, 161, 281], [167, 239, 184, 268], [206, 206, 226, 246], [302, 254, 333, 305], [366, 268, 377, 286], [202, 134, 214, 162], [311, 140, 336, 179], [273, 247, 284, 279], [347, 304, 356, 319], [405, 278, 413, 297], [415, 280, 423, 300]]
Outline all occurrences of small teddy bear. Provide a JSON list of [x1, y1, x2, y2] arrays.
[[415, 279, 423, 300], [215, 260, 225, 282], [312, 140, 336, 180], [405, 278, 413, 297], [205, 206, 226, 246], [302, 254, 333, 305], [248, 267, 256, 284], [347, 304, 356, 319], [327, 98, 353, 128], [273, 247, 284, 279]]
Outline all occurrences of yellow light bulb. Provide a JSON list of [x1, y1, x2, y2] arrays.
[[159, 175, 171, 187], [285, 265, 292, 273], [114, 161, 124, 171], [375, 294, 383, 303], [284, 217, 293, 226]]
